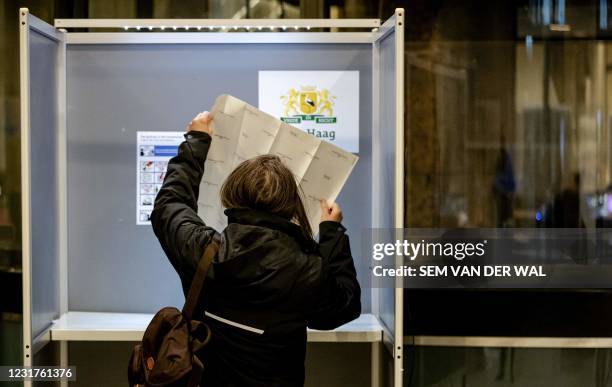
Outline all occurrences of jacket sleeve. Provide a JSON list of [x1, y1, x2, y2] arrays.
[[150, 131, 217, 295], [306, 221, 361, 330]]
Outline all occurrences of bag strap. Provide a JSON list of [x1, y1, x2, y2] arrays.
[[183, 235, 219, 320]]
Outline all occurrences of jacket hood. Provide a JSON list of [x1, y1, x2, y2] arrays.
[[223, 208, 317, 253]]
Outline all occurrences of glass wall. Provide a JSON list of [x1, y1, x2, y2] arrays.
[[401, 0, 612, 384], [403, 1, 612, 229]]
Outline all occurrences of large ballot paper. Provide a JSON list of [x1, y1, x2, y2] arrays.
[[197, 95, 359, 234]]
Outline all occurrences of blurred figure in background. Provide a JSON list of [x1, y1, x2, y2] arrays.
[[492, 136, 516, 228]]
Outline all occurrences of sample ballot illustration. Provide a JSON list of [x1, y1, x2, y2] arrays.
[[198, 94, 359, 234], [136, 131, 183, 225]]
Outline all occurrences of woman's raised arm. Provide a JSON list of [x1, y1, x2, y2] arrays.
[[150, 112, 217, 295]]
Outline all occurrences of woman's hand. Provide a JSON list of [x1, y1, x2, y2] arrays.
[[186, 111, 213, 136], [320, 199, 343, 223]]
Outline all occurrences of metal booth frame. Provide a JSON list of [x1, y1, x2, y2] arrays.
[[20, 8, 405, 387]]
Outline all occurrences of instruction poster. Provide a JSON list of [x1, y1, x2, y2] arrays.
[[136, 131, 183, 225], [198, 94, 359, 234], [258, 71, 360, 153]]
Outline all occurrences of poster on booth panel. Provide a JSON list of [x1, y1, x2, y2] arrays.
[[258, 71, 360, 153], [136, 131, 184, 225]]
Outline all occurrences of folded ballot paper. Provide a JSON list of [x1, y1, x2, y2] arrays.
[[197, 94, 358, 234]]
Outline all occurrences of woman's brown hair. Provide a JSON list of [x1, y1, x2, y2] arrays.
[[220, 154, 313, 242]]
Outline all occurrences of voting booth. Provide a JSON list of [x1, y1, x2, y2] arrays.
[[20, 8, 404, 386]]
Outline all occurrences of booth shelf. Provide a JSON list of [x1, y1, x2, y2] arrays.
[[50, 311, 383, 343]]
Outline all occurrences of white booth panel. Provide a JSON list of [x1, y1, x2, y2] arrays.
[[372, 9, 404, 387], [20, 9, 65, 366], [65, 43, 373, 313], [29, 28, 61, 344], [375, 23, 398, 341]]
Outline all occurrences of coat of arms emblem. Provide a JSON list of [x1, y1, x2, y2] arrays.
[[281, 86, 336, 118]]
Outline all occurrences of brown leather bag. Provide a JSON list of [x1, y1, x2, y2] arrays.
[[128, 239, 219, 387]]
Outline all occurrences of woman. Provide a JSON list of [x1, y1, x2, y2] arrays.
[[151, 111, 361, 386]]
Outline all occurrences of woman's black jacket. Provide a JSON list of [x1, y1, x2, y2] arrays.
[[150, 131, 361, 387]]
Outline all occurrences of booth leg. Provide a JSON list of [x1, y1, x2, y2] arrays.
[[371, 342, 381, 387], [60, 340, 68, 387]]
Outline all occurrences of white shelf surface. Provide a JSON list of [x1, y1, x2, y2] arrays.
[[50, 311, 382, 343]]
